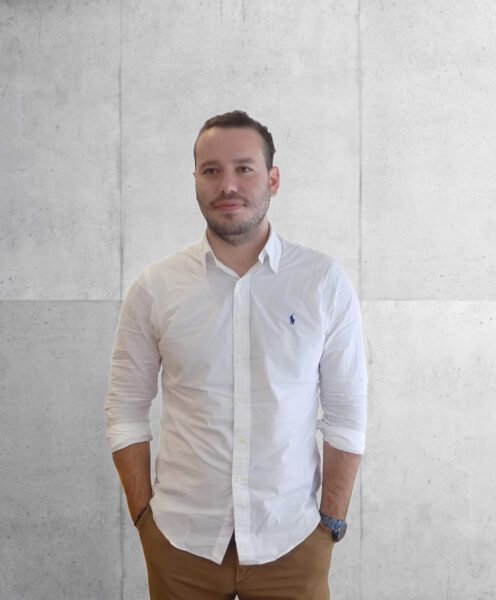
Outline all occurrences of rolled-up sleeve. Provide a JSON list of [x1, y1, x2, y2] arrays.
[[317, 261, 368, 455], [104, 271, 162, 453]]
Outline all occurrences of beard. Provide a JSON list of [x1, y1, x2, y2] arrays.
[[196, 186, 271, 246]]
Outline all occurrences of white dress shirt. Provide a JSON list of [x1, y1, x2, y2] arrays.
[[105, 224, 367, 565]]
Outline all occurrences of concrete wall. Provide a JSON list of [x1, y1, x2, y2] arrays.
[[1, 1, 495, 598]]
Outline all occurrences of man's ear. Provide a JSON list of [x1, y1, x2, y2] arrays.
[[269, 165, 280, 196]]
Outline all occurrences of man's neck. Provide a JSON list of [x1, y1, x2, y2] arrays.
[[206, 221, 270, 277]]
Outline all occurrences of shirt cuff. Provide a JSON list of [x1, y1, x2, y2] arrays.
[[317, 420, 365, 455], [106, 423, 153, 453]]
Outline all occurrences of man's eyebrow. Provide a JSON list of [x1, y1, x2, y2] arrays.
[[198, 161, 217, 170], [233, 158, 256, 164], [198, 158, 256, 170]]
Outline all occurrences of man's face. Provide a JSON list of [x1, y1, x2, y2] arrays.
[[193, 127, 280, 245]]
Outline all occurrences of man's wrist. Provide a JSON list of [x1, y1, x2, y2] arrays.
[[130, 491, 153, 524], [319, 511, 348, 542], [133, 503, 150, 526]]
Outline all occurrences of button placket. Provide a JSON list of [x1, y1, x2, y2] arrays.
[[231, 275, 253, 557]]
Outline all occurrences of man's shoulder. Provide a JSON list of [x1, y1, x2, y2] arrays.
[[144, 240, 202, 275], [278, 235, 340, 273], [277, 235, 355, 294], [131, 241, 202, 293]]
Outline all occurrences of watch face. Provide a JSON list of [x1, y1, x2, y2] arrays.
[[332, 521, 347, 542]]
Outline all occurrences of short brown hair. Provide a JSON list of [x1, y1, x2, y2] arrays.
[[194, 110, 276, 171]]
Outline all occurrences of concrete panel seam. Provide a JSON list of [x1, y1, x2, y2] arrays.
[[358, 4, 364, 599], [120, 489, 125, 600], [118, 2, 124, 598], [358, 0, 363, 302], [0, 300, 123, 304], [359, 467, 364, 600], [118, 0, 124, 304]]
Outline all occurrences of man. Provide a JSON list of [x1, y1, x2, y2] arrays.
[[105, 110, 367, 599]]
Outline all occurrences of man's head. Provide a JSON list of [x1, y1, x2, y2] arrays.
[[193, 110, 280, 246]]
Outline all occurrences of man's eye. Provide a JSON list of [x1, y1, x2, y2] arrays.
[[203, 168, 217, 175], [238, 166, 252, 172]]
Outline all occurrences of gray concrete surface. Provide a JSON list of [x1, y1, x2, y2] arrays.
[[0, 301, 122, 599], [361, 1, 496, 300], [360, 300, 496, 599], [1, 0, 495, 599], [0, 1, 121, 301]]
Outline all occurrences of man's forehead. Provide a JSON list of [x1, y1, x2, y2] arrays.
[[197, 127, 264, 153]]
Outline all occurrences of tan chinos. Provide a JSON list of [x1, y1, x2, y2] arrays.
[[136, 505, 334, 600]]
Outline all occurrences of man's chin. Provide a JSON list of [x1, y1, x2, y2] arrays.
[[207, 220, 256, 243]]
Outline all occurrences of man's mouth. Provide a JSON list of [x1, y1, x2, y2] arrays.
[[213, 201, 245, 211]]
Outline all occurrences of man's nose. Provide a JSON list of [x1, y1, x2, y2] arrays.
[[219, 171, 238, 196]]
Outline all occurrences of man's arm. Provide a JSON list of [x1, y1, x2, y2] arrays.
[[104, 274, 161, 523], [318, 260, 368, 520], [320, 442, 361, 519], [112, 441, 153, 523]]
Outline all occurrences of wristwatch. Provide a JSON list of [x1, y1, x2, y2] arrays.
[[319, 512, 347, 542]]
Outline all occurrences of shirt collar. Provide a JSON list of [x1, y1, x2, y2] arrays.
[[198, 223, 281, 275]]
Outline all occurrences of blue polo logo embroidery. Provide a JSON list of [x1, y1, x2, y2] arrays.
[[289, 313, 296, 325]]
